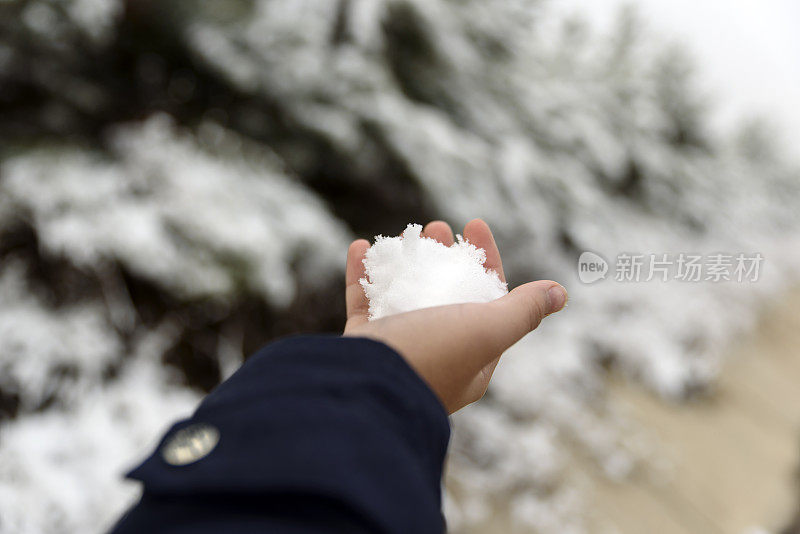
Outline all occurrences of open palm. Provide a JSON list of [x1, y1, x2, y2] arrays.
[[343, 219, 566, 413]]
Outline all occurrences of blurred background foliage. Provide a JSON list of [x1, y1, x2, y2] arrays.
[[0, 0, 799, 532]]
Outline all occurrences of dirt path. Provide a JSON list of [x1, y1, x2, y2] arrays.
[[588, 287, 800, 534]]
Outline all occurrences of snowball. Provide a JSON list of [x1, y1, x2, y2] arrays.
[[360, 223, 508, 319]]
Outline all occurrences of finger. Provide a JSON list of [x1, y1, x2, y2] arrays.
[[345, 239, 371, 322], [463, 218, 505, 283], [351, 281, 566, 412], [422, 220, 455, 246], [431, 281, 566, 384], [366, 282, 566, 409], [484, 280, 567, 351], [441, 281, 565, 374]]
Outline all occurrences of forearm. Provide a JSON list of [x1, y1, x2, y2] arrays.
[[110, 335, 450, 534]]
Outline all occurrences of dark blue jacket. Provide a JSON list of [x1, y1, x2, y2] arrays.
[[110, 336, 450, 533]]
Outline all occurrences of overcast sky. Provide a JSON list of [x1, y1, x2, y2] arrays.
[[552, 0, 800, 158]]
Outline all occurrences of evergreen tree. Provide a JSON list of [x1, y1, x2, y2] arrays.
[[0, 1, 798, 531]]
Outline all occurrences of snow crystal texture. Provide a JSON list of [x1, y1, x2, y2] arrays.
[[3, 1, 800, 533], [360, 224, 507, 319]]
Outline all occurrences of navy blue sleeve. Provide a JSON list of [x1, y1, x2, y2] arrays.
[[110, 335, 451, 534]]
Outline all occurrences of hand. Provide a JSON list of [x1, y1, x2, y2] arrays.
[[343, 219, 567, 414]]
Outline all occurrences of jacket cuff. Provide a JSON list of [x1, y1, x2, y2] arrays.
[[125, 335, 451, 533]]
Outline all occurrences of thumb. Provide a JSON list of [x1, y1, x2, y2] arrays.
[[484, 280, 567, 352]]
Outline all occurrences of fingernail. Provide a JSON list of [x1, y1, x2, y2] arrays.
[[547, 285, 567, 313]]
